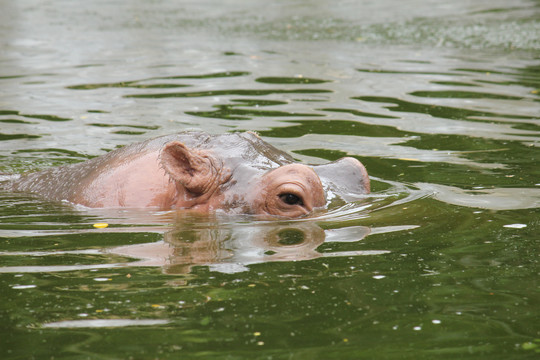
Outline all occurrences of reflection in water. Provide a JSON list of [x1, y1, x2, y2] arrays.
[[416, 183, 540, 210], [42, 319, 170, 329], [111, 221, 377, 274], [0, 218, 386, 274]]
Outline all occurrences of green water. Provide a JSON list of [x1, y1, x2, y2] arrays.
[[1, 0, 539, 359]]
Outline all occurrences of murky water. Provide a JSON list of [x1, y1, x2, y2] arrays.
[[1, 0, 539, 359]]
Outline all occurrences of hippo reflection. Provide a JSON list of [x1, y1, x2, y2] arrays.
[[8, 132, 370, 218], [109, 222, 374, 274]]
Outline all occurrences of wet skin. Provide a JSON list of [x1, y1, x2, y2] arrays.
[[8, 132, 370, 218]]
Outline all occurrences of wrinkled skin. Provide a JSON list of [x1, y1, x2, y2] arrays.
[[8, 132, 370, 218]]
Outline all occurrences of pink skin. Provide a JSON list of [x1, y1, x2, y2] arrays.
[[9, 132, 369, 218], [75, 152, 175, 208]]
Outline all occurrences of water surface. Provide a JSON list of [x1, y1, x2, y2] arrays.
[[1, 0, 539, 359]]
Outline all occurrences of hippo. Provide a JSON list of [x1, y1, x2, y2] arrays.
[[7, 131, 370, 218]]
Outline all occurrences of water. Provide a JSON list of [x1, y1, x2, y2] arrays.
[[1, 0, 539, 359]]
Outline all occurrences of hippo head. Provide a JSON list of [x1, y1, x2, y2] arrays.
[[159, 132, 369, 218]]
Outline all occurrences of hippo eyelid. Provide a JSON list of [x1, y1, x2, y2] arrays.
[[279, 193, 304, 206]]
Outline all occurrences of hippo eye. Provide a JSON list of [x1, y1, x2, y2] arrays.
[[279, 193, 304, 206]]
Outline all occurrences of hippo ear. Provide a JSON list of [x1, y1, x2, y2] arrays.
[[160, 141, 218, 195]]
